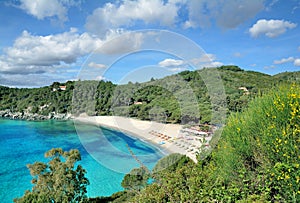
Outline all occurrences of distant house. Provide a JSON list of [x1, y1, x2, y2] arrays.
[[59, 86, 67, 91], [134, 101, 143, 105], [52, 88, 58, 92], [238, 87, 249, 95]]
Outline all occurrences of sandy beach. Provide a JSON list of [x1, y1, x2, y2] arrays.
[[74, 116, 199, 162]]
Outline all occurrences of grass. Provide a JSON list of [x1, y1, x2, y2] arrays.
[[209, 84, 300, 202]]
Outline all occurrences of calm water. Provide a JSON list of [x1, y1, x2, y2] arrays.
[[0, 119, 163, 202]]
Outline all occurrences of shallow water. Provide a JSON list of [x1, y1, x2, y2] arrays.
[[0, 119, 163, 202]]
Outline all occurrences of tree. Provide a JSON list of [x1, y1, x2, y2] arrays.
[[121, 167, 150, 191], [14, 148, 89, 203]]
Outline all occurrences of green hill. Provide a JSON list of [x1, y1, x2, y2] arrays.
[[115, 83, 300, 202], [0, 66, 299, 124]]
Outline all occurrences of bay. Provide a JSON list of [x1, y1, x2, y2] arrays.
[[0, 119, 163, 202]]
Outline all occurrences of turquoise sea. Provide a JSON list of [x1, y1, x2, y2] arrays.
[[0, 119, 163, 202]]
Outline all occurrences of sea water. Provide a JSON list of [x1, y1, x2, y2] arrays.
[[0, 119, 163, 202]]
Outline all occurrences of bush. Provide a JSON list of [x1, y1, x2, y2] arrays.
[[131, 84, 300, 202], [211, 84, 300, 201]]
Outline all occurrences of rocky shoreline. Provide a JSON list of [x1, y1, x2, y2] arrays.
[[0, 110, 72, 121]]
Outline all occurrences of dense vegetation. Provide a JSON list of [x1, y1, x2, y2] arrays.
[[12, 68, 300, 202], [14, 148, 89, 203], [102, 83, 300, 202], [1, 66, 299, 124], [0, 81, 76, 115]]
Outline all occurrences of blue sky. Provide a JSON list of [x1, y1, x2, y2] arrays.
[[0, 0, 299, 87]]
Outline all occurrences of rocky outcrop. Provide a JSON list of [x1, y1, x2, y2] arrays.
[[0, 110, 72, 121]]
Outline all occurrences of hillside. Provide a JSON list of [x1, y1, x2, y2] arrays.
[[1, 66, 299, 124], [118, 83, 300, 202]]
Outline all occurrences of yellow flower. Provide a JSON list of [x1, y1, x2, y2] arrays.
[[296, 176, 300, 183], [290, 93, 297, 98]]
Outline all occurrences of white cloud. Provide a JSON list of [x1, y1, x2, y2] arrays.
[[294, 59, 300, 66], [85, 0, 179, 37], [209, 61, 224, 67], [274, 57, 295, 64], [88, 62, 106, 69], [97, 31, 144, 54], [273, 56, 300, 67], [85, 0, 265, 36], [95, 75, 106, 81], [19, 0, 68, 22], [18, 0, 84, 22], [184, 0, 264, 29], [169, 67, 187, 72], [0, 29, 103, 75], [249, 19, 297, 38], [158, 58, 185, 67], [0, 28, 146, 82], [190, 54, 217, 65]]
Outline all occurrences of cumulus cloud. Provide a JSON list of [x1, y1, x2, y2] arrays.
[[184, 0, 264, 29], [17, 0, 84, 22], [0, 28, 102, 75], [249, 19, 297, 38], [189, 54, 217, 65], [158, 58, 185, 67], [273, 56, 300, 67], [158, 54, 223, 70], [97, 31, 144, 54], [274, 57, 295, 64], [169, 67, 187, 72], [208, 61, 224, 67], [0, 28, 147, 81], [294, 59, 300, 66], [88, 62, 106, 69], [95, 75, 106, 81], [85, 0, 265, 36], [85, 0, 179, 37], [19, 0, 68, 22], [191, 54, 223, 68]]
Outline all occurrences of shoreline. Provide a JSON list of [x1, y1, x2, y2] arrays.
[[0, 114, 200, 162], [74, 116, 199, 162]]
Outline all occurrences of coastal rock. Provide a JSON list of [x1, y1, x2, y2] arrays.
[[0, 109, 72, 121]]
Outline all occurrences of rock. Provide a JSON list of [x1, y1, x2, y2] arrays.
[[0, 109, 71, 121]]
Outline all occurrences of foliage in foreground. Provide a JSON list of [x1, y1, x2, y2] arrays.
[[14, 148, 89, 203], [118, 84, 300, 202]]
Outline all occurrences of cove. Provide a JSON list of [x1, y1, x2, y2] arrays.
[[0, 119, 163, 202]]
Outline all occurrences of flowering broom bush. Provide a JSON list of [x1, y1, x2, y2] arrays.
[[212, 84, 300, 202]]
